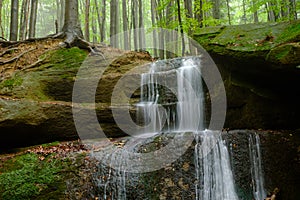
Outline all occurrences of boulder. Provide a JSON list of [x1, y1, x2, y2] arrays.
[[0, 45, 152, 149], [194, 20, 300, 129]]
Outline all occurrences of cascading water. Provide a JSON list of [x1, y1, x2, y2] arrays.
[[91, 57, 266, 200], [249, 133, 266, 200]]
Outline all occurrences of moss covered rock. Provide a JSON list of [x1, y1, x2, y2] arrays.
[[0, 44, 152, 149], [194, 20, 300, 129]]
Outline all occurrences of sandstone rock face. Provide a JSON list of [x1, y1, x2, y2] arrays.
[[194, 20, 300, 129], [85, 130, 299, 200], [0, 46, 152, 149]]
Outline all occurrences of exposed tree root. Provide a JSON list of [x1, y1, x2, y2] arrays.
[[0, 47, 19, 57], [0, 48, 35, 65]]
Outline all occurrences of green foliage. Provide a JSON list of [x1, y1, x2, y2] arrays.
[[46, 47, 87, 69], [0, 76, 23, 89], [0, 153, 63, 200]]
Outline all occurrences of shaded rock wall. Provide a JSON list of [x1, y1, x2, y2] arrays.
[[194, 20, 300, 129]]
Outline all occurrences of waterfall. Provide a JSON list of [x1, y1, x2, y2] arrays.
[[194, 131, 239, 200], [138, 57, 238, 200], [91, 57, 266, 200], [249, 133, 266, 200]]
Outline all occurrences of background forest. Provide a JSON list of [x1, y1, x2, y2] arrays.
[[0, 0, 299, 51]]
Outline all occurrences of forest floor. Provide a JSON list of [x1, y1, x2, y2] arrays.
[[0, 140, 94, 199]]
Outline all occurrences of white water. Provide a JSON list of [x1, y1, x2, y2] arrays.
[[194, 131, 239, 200], [139, 57, 239, 200], [94, 57, 266, 200], [249, 133, 266, 200]]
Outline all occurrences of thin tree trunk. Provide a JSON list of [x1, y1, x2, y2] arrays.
[[122, 0, 129, 50], [252, 0, 259, 23], [166, 0, 172, 58], [91, 6, 97, 43], [267, 2, 276, 22], [176, 0, 185, 56], [157, 0, 165, 58], [281, 0, 288, 19], [195, 0, 203, 27], [0, 0, 4, 38], [60, 0, 65, 30], [212, 0, 220, 19], [95, 0, 102, 42], [84, 0, 90, 41], [19, 0, 29, 40], [225, 0, 231, 25], [132, 0, 138, 50], [10, 0, 19, 41], [29, 0, 38, 38], [289, 0, 297, 20], [110, 0, 120, 47], [101, 0, 106, 42], [150, 0, 158, 57], [138, 0, 145, 50], [242, 0, 247, 23]]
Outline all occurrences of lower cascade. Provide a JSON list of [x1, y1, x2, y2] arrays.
[[91, 57, 266, 200]]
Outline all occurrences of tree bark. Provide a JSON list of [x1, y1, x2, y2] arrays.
[[91, 6, 97, 43], [176, 0, 185, 56], [225, 0, 231, 25], [251, 0, 259, 23], [0, 0, 4, 38], [150, 0, 158, 57], [110, 0, 119, 47], [60, 0, 65, 30], [62, 0, 83, 45], [29, 0, 38, 38], [195, 0, 203, 27], [138, 0, 145, 50], [19, 0, 29, 40], [212, 0, 220, 19], [157, 0, 165, 58], [84, 0, 90, 41], [122, 0, 129, 49], [132, 0, 138, 50], [10, 0, 19, 41]]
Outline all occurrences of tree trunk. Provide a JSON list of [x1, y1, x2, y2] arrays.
[[212, 0, 220, 19], [184, 0, 193, 18], [29, 0, 38, 38], [267, 1, 277, 22], [138, 0, 145, 50], [0, 0, 4, 38], [10, 0, 19, 41], [132, 0, 138, 50], [150, 0, 158, 57], [225, 0, 231, 25], [166, 0, 173, 58], [62, 0, 83, 45], [122, 0, 129, 50], [176, 0, 185, 56], [195, 0, 203, 27], [91, 6, 97, 43], [242, 0, 247, 23], [84, 0, 90, 41], [252, 0, 259, 23], [157, 0, 165, 58], [60, 0, 65, 30], [289, 0, 297, 20], [19, 0, 29, 40], [110, 0, 120, 47]]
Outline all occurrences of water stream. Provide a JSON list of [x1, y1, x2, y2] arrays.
[[91, 57, 266, 200]]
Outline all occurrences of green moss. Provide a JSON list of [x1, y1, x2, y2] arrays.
[[45, 47, 87, 69], [0, 153, 64, 200], [276, 21, 300, 43], [0, 76, 23, 89]]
